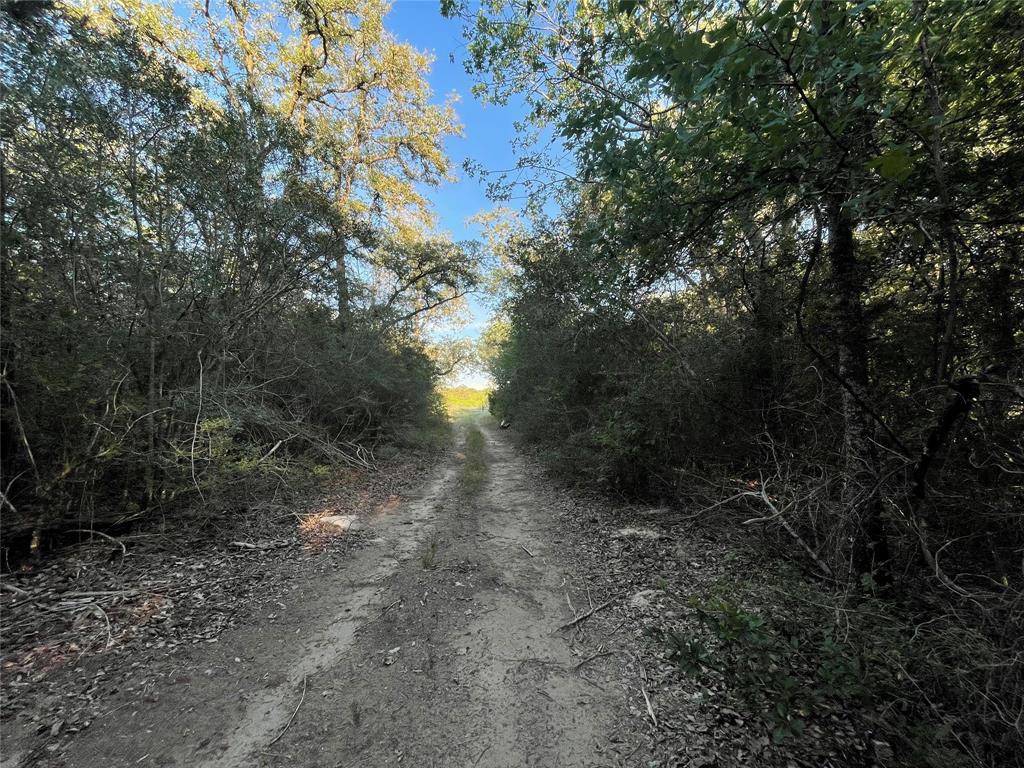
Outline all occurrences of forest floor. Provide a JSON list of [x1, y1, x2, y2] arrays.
[[1, 415, 875, 768]]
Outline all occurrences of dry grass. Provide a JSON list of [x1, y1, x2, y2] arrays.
[[458, 425, 488, 496]]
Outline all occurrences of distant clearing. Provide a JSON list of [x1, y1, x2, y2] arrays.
[[441, 386, 490, 415]]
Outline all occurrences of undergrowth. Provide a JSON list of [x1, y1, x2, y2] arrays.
[[663, 572, 1018, 767]]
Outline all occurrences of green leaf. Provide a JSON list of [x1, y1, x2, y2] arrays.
[[868, 148, 913, 182]]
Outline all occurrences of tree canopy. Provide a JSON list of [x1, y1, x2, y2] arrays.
[[448, 1, 1023, 763], [1, 1, 478, 552]]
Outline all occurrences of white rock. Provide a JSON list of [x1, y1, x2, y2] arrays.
[[321, 514, 357, 531], [628, 589, 664, 610]]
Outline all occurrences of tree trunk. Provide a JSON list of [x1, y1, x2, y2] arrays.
[[0, 136, 16, 487], [915, 0, 960, 385], [336, 241, 351, 333], [127, 100, 159, 510], [986, 259, 1018, 364], [827, 199, 891, 587]]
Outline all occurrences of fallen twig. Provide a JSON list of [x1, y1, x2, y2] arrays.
[[520, 544, 535, 558], [573, 649, 614, 670], [635, 651, 657, 727], [70, 528, 127, 557], [361, 598, 402, 628], [88, 603, 114, 648], [268, 675, 307, 746], [259, 439, 285, 464], [473, 744, 492, 765], [554, 596, 617, 631], [640, 683, 657, 728], [602, 618, 627, 637], [1, 582, 29, 597], [229, 540, 288, 551]]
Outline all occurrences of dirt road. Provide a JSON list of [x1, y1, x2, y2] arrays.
[[28, 417, 638, 767]]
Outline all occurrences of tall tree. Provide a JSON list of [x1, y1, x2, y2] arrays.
[[2, 3, 477, 553], [450, 0, 1023, 582], [108, 0, 463, 327]]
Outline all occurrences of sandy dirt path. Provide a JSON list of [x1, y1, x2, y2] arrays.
[[41, 417, 637, 768]]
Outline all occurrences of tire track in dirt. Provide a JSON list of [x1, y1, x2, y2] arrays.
[[259, 418, 633, 767], [51, 460, 455, 768], [194, 464, 454, 768], [51, 418, 638, 767]]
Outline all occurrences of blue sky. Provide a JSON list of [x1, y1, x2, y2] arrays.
[[174, 0, 518, 386], [386, 1, 522, 387]]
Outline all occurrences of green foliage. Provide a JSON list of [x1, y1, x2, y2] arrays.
[[668, 597, 857, 744], [663, 576, 1017, 767], [0, 5, 476, 554], [487, 224, 770, 494], [456, 0, 1024, 764]]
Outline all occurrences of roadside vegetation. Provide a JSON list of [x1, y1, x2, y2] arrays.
[[448, 0, 1024, 764], [1, 2, 477, 561], [3, 0, 1022, 764]]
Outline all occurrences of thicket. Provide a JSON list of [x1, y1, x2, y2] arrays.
[[449, 0, 1024, 764], [1, 2, 477, 559]]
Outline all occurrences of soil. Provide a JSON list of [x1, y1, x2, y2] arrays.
[[2, 416, 874, 768], [1, 419, 641, 768]]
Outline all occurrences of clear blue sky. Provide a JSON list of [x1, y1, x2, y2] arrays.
[[387, 1, 517, 242], [386, 1, 523, 387]]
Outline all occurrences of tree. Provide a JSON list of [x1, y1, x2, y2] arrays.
[[1, 2, 477, 555], [451, 0, 1023, 585], [106, 0, 464, 328]]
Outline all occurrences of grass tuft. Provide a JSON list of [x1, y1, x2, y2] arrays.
[[421, 536, 440, 569], [458, 425, 488, 496]]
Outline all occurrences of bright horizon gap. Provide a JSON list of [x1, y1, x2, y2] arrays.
[[385, 1, 523, 386]]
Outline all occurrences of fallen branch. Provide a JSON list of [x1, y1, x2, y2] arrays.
[[740, 488, 834, 579], [554, 596, 617, 631], [259, 439, 285, 464], [70, 528, 127, 557], [1, 582, 29, 597], [268, 675, 307, 746]]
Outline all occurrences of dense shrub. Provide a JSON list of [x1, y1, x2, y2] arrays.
[[1, 6, 473, 557], [458, 0, 1024, 762]]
